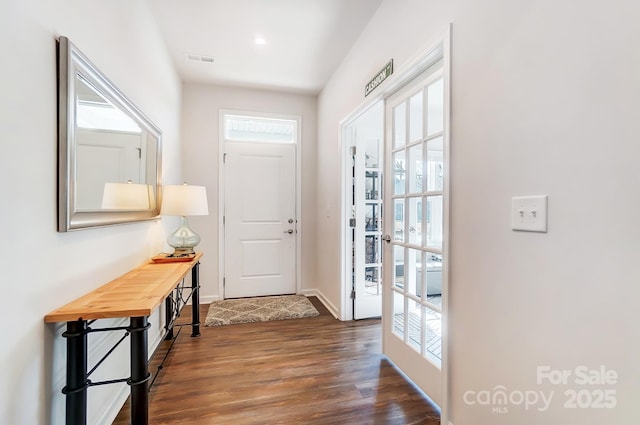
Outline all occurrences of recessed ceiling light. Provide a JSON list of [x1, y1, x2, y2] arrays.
[[254, 35, 267, 45], [184, 53, 215, 63]]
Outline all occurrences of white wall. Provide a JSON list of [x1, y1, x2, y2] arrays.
[[0, 1, 182, 423], [180, 83, 318, 302], [318, 0, 640, 424]]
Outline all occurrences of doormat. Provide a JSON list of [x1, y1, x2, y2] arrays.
[[204, 295, 319, 326]]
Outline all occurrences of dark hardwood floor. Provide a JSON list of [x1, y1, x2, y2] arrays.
[[113, 297, 440, 424]]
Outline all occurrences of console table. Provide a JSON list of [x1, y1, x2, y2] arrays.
[[45, 253, 202, 425]]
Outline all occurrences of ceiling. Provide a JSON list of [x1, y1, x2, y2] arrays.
[[149, 0, 383, 94]]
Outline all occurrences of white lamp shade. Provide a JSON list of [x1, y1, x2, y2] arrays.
[[161, 184, 209, 216], [102, 182, 153, 210]]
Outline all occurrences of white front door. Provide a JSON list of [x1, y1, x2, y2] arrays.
[[383, 61, 447, 406], [224, 141, 297, 298]]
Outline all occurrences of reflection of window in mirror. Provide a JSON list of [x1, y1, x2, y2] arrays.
[[76, 75, 141, 132]]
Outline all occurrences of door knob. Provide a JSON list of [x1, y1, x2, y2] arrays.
[[382, 235, 391, 242], [284, 229, 294, 234]]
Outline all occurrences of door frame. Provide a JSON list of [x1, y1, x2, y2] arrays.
[[218, 109, 303, 299], [339, 24, 451, 424]]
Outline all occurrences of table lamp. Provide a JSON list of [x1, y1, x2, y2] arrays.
[[161, 183, 209, 255]]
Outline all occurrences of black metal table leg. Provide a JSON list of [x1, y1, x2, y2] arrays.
[[164, 295, 174, 340], [191, 261, 201, 337], [129, 316, 150, 425], [63, 320, 89, 425]]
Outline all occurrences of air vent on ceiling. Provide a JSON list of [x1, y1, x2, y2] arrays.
[[185, 53, 215, 63]]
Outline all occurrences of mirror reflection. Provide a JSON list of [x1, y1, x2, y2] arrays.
[[58, 36, 162, 231], [74, 75, 158, 212]]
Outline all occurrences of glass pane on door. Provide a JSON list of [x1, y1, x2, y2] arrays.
[[409, 92, 423, 143], [407, 197, 422, 246], [408, 300, 423, 353], [426, 195, 443, 249], [425, 253, 443, 298], [365, 139, 380, 168], [393, 150, 406, 195], [365, 235, 381, 264], [426, 137, 444, 191], [365, 171, 381, 200], [365, 203, 381, 231], [425, 307, 442, 360], [392, 290, 406, 339], [406, 248, 422, 298], [393, 103, 406, 148], [364, 266, 381, 295], [393, 245, 404, 290], [408, 144, 424, 193], [393, 199, 404, 242]]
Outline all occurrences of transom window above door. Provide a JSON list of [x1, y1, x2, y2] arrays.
[[224, 115, 297, 144]]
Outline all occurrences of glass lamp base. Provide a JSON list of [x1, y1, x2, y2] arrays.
[[167, 216, 200, 254], [171, 247, 195, 256]]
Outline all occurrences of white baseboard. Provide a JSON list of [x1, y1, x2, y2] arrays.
[[199, 294, 220, 304], [98, 387, 129, 425], [300, 288, 339, 318]]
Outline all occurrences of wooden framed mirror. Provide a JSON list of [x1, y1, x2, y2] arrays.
[[57, 36, 162, 231]]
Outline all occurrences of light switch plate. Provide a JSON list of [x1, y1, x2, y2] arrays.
[[511, 195, 548, 232]]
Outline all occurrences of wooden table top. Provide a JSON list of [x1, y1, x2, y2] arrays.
[[44, 253, 202, 323]]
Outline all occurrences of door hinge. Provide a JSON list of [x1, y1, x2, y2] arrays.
[[351, 289, 356, 299], [349, 218, 356, 227], [223, 215, 225, 224], [223, 153, 227, 163], [223, 277, 226, 287]]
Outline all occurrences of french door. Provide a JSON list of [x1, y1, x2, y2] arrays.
[[352, 135, 383, 319], [345, 102, 384, 319], [383, 62, 447, 406]]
